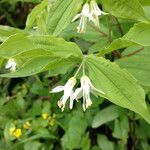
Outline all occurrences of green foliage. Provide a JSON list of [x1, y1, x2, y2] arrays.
[[117, 46, 150, 88], [61, 110, 88, 149], [46, 0, 84, 36], [99, 22, 150, 56], [86, 55, 150, 124], [25, 0, 48, 29], [0, 33, 82, 77], [92, 105, 121, 128], [97, 134, 114, 150], [101, 0, 148, 21], [0, 25, 23, 42]]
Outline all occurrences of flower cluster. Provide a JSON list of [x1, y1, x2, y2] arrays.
[[9, 126, 22, 138], [23, 121, 31, 129], [41, 113, 56, 126], [51, 75, 105, 112], [72, 0, 108, 33], [8, 114, 56, 139]]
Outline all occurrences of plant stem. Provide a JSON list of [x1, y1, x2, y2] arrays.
[[74, 56, 87, 77], [112, 16, 124, 36], [107, 16, 122, 58], [128, 113, 136, 150], [88, 22, 108, 37], [123, 47, 144, 58], [74, 61, 84, 78]]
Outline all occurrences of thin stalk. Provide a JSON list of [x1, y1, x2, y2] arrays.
[[113, 16, 124, 36], [107, 16, 122, 59], [123, 47, 144, 58], [74, 61, 84, 78], [74, 56, 87, 77]]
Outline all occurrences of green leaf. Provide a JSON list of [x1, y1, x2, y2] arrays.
[[139, 0, 150, 6], [5, 0, 41, 3], [135, 119, 150, 139], [0, 25, 23, 42], [0, 33, 83, 77], [112, 115, 129, 143], [24, 141, 42, 150], [0, 95, 25, 118], [86, 55, 150, 124], [97, 134, 114, 150], [92, 105, 120, 128], [81, 133, 91, 150], [25, 0, 48, 29], [61, 22, 109, 43], [91, 146, 100, 150], [46, 60, 75, 77], [98, 38, 135, 56], [0, 57, 4, 67], [123, 23, 150, 46], [62, 110, 88, 150], [30, 80, 49, 96], [143, 6, 150, 20], [0, 33, 82, 58], [117, 46, 150, 87], [101, 0, 148, 21], [24, 100, 42, 118], [46, 0, 84, 36], [89, 38, 109, 54], [99, 22, 150, 56], [4, 120, 16, 141]]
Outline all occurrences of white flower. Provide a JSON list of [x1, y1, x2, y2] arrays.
[[72, 3, 92, 33], [90, 0, 108, 27], [74, 75, 105, 111], [50, 77, 77, 111], [5, 59, 17, 71]]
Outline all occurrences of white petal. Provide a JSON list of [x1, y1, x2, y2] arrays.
[[72, 13, 81, 22], [82, 104, 86, 111], [69, 91, 74, 109], [64, 77, 76, 90], [86, 98, 92, 108], [74, 88, 82, 100], [62, 90, 71, 103], [5, 59, 17, 71], [82, 3, 90, 17], [50, 86, 64, 93]]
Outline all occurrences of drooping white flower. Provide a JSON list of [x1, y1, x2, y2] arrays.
[[74, 75, 105, 111], [5, 59, 17, 71], [50, 77, 77, 111], [72, 3, 92, 33], [90, 0, 108, 27]]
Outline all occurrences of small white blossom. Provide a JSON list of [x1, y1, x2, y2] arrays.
[[5, 59, 17, 71], [50, 77, 76, 111], [72, 3, 92, 33], [74, 75, 105, 111], [90, 0, 108, 27]]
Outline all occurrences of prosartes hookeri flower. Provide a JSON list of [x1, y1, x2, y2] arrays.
[[50, 77, 77, 112], [74, 75, 105, 111], [72, 0, 108, 33], [72, 3, 91, 33], [5, 58, 17, 71], [90, 0, 108, 27]]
